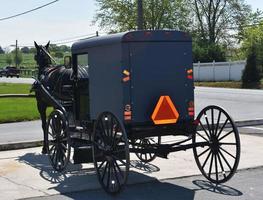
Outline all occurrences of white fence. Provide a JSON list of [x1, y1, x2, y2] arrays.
[[193, 60, 246, 81]]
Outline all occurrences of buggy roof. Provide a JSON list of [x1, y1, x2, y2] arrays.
[[71, 30, 191, 54]]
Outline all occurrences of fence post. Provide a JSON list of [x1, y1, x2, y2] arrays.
[[198, 61, 200, 81], [213, 60, 215, 82], [229, 61, 231, 81]]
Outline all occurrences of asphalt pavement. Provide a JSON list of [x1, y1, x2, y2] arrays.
[[22, 167, 263, 200], [1, 85, 263, 145], [0, 133, 262, 200]]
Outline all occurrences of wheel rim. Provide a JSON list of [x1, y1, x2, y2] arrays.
[[93, 112, 130, 194], [193, 106, 240, 184], [133, 137, 159, 163], [47, 110, 71, 172]]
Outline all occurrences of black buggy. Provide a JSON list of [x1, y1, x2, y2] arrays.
[[37, 30, 240, 194]]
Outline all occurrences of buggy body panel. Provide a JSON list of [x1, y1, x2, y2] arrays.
[[71, 30, 193, 125]]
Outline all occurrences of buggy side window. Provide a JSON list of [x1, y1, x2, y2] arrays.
[[77, 54, 89, 68], [77, 53, 89, 78]]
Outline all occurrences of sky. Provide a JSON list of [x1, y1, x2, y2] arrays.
[[0, 0, 263, 48]]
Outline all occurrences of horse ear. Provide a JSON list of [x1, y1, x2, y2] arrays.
[[45, 41, 50, 49], [34, 41, 39, 49]]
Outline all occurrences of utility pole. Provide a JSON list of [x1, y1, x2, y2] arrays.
[[15, 40, 18, 68], [137, 0, 143, 30]]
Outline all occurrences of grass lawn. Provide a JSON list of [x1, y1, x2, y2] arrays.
[[0, 83, 51, 123], [194, 81, 242, 88], [195, 81, 263, 89]]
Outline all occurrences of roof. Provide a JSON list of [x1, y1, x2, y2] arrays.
[[71, 30, 192, 54]]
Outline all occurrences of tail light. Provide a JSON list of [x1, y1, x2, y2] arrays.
[[188, 100, 195, 117]]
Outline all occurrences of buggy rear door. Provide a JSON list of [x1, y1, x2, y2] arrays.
[[129, 42, 194, 123]]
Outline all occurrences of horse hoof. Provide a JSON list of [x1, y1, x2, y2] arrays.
[[42, 148, 48, 154]]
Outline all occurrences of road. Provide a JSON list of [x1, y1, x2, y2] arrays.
[[1, 78, 263, 144], [0, 77, 34, 84], [22, 167, 263, 200]]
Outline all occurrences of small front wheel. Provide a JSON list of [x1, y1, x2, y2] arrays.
[[92, 112, 130, 194], [193, 105, 240, 184], [47, 109, 71, 172]]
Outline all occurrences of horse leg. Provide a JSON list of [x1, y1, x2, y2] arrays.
[[37, 101, 48, 154]]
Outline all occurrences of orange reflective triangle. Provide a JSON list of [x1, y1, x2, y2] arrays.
[[151, 96, 179, 125]]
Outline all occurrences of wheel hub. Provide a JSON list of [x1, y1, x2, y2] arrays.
[[210, 134, 219, 154]]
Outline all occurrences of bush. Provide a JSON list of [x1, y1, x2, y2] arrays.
[[242, 45, 262, 88], [193, 42, 226, 63]]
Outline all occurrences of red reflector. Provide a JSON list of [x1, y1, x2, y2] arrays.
[[124, 111, 131, 116], [124, 115, 131, 120], [188, 107, 194, 112], [188, 112, 194, 116], [187, 75, 193, 79], [123, 76, 130, 82], [151, 96, 179, 125]]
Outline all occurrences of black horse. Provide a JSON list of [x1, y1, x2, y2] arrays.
[[33, 41, 88, 154]]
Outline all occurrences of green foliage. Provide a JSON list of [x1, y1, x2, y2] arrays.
[[241, 21, 263, 67], [54, 51, 64, 58], [13, 50, 23, 66], [94, 0, 191, 32], [5, 53, 13, 65], [193, 42, 226, 62], [242, 45, 262, 88]]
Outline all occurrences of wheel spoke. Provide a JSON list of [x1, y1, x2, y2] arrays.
[[113, 162, 121, 187], [218, 130, 234, 141], [217, 154, 227, 178], [211, 108, 215, 135], [106, 162, 111, 189], [208, 153, 214, 178], [196, 131, 209, 142], [197, 147, 210, 158], [98, 160, 106, 170], [202, 150, 212, 169], [101, 161, 109, 182], [112, 155, 127, 166], [114, 159, 124, 178], [204, 111, 213, 136], [218, 150, 232, 170], [219, 146, 236, 159], [199, 121, 211, 140], [219, 142, 236, 145], [215, 154, 218, 182], [216, 118, 229, 138], [215, 110, 221, 135]]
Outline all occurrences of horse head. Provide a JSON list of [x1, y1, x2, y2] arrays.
[[34, 41, 52, 73]]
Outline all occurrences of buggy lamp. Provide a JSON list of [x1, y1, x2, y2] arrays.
[[151, 96, 179, 125]]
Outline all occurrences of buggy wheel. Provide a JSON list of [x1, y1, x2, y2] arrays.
[[193, 105, 240, 184], [47, 109, 71, 172], [133, 137, 160, 163], [92, 112, 130, 194]]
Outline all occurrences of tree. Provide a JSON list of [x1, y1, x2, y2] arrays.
[[240, 21, 263, 67], [5, 54, 12, 65], [242, 45, 261, 88], [94, 0, 191, 32], [191, 0, 258, 45], [21, 47, 30, 54], [0, 46, 4, 54]]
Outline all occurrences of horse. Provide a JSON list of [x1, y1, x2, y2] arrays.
[[33, 41, 88, 154]]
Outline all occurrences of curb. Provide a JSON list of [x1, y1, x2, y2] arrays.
[[1, 119, 263, 151], [0, 140, 43, 151], [235, 119, 263, 127]]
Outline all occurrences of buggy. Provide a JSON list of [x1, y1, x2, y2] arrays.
[[34, 30, 240, 194]]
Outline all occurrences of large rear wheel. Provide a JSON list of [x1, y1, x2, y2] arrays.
[[47, 109, 71, 172], [193, 105, 240, 184], [92, 112, 130, 194]]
